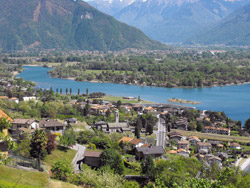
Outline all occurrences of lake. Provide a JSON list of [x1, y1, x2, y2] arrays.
[[18, 66, 250, 123]]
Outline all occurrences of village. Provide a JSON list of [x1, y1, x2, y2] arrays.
[[1, 67, 250, 187], [1, 86, 250, 170]]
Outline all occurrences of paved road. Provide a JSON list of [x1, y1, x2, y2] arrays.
[[72, 144, 86, 172], [156, 114, 166, 149]]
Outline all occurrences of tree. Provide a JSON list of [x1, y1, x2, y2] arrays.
[[83, 102, 91, 116], [77, 88, 80, 95], [135, 118, 142, 139], [86, 88, 89, 96], [51, 161, 72, 181], [100, 148, 125, 175], [60, 88, 62, 94], [105, 109, 111, 118], [141, 155, 155, 179], [30, 130, 48, 170], [46, 133, 56, 154], [66, 88, 68, 95], [0, 117, 11, 132], [116, 100, 122, 108], [16, 136, 31, 158], [245, 118, 250, 133], [60, 129, 76, 147], [70, 88, 72, 95], [56, 88, 59, 93], [196, 121, 204, 132], [145, 114, 157, 135]]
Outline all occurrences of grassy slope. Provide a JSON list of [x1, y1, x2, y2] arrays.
[[43, 146, 76, 170], [0, 165, 48, 188], [174, 129, 250, 143]]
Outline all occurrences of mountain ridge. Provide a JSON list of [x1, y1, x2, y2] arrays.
[[0, 0, 166, 51], [187, 3, 250, 45], [89, 0, 250, 44]]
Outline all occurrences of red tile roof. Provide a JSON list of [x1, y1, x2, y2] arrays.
[[129, 139, 143, 145], [0, 109, 13, 122]]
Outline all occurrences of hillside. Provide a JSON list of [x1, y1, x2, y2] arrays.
[[187, 3, 250, 45], [0, 0, 166, 51], [90, 0, 250, 43]]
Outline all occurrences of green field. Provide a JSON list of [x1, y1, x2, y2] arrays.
[[174, 129, 250, 143], [0, 165, 48, 188], [101, 95, 152, 104]]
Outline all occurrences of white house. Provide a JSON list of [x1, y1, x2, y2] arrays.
[[23, 96, 36, 102]]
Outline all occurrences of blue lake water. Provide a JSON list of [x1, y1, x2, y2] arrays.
[[18, 66, 250, 124]]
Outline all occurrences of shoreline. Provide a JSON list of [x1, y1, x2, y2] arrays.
[[53, 75, 250, 89], [20, 65, 250, 89]]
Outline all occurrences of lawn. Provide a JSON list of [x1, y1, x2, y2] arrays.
[[0, 165, 48, 188], [50, 179, 80, 188], [101, 95, 152, 104], [174, 129, 250, 143], [43, 146, 76, 169]]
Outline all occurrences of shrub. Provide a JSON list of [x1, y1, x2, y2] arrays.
[[51, 161, 72, 181]]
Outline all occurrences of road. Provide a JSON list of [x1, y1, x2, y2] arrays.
[[72, 143, 86, 172], [156, 114, 166, 149]]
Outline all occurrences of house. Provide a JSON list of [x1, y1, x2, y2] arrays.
[[189, 136, 201, 146], [23, 96, 36, 102], [118, 137, 134, 144], [0, 109, 13, 156], [207, 156, 222, 168], [143, 107, 156, 114], [230, 142, 241, 150], [197, 142, 212, 154], [10, 118, 39, 139], [169, 131, 183, 142], [216, 144, 224, 149], [177, 149, 190, 157], [0, 96, 8, 100], [203, 126, 230, 135], [83, 151, 102, 168], [120, 105, 132, 112], [11, 118, 39, 129], [0, 109, 13, 122], [123, 96, 137, 100], [9, 97, 19, 104], [167, 150, 177, 154], [119, 137, 144, 148], [217, 128, 230, 135], [107, 122, 131, 133], [136, 146, 165, 160], [64, 118, 77, 124], [174, 117, 188, 130], [177, 140, 189, 150], [94, 121, 108, 132], [39, 119, 66, 135], [216, 152, 228, 161], [129, 139, 144, 148]]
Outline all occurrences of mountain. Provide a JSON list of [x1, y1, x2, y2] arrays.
[[0, 0, 166, 51], [89, 0, 250, 43], [88, 0, 141, 15], [187, 3, 250, 45]]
